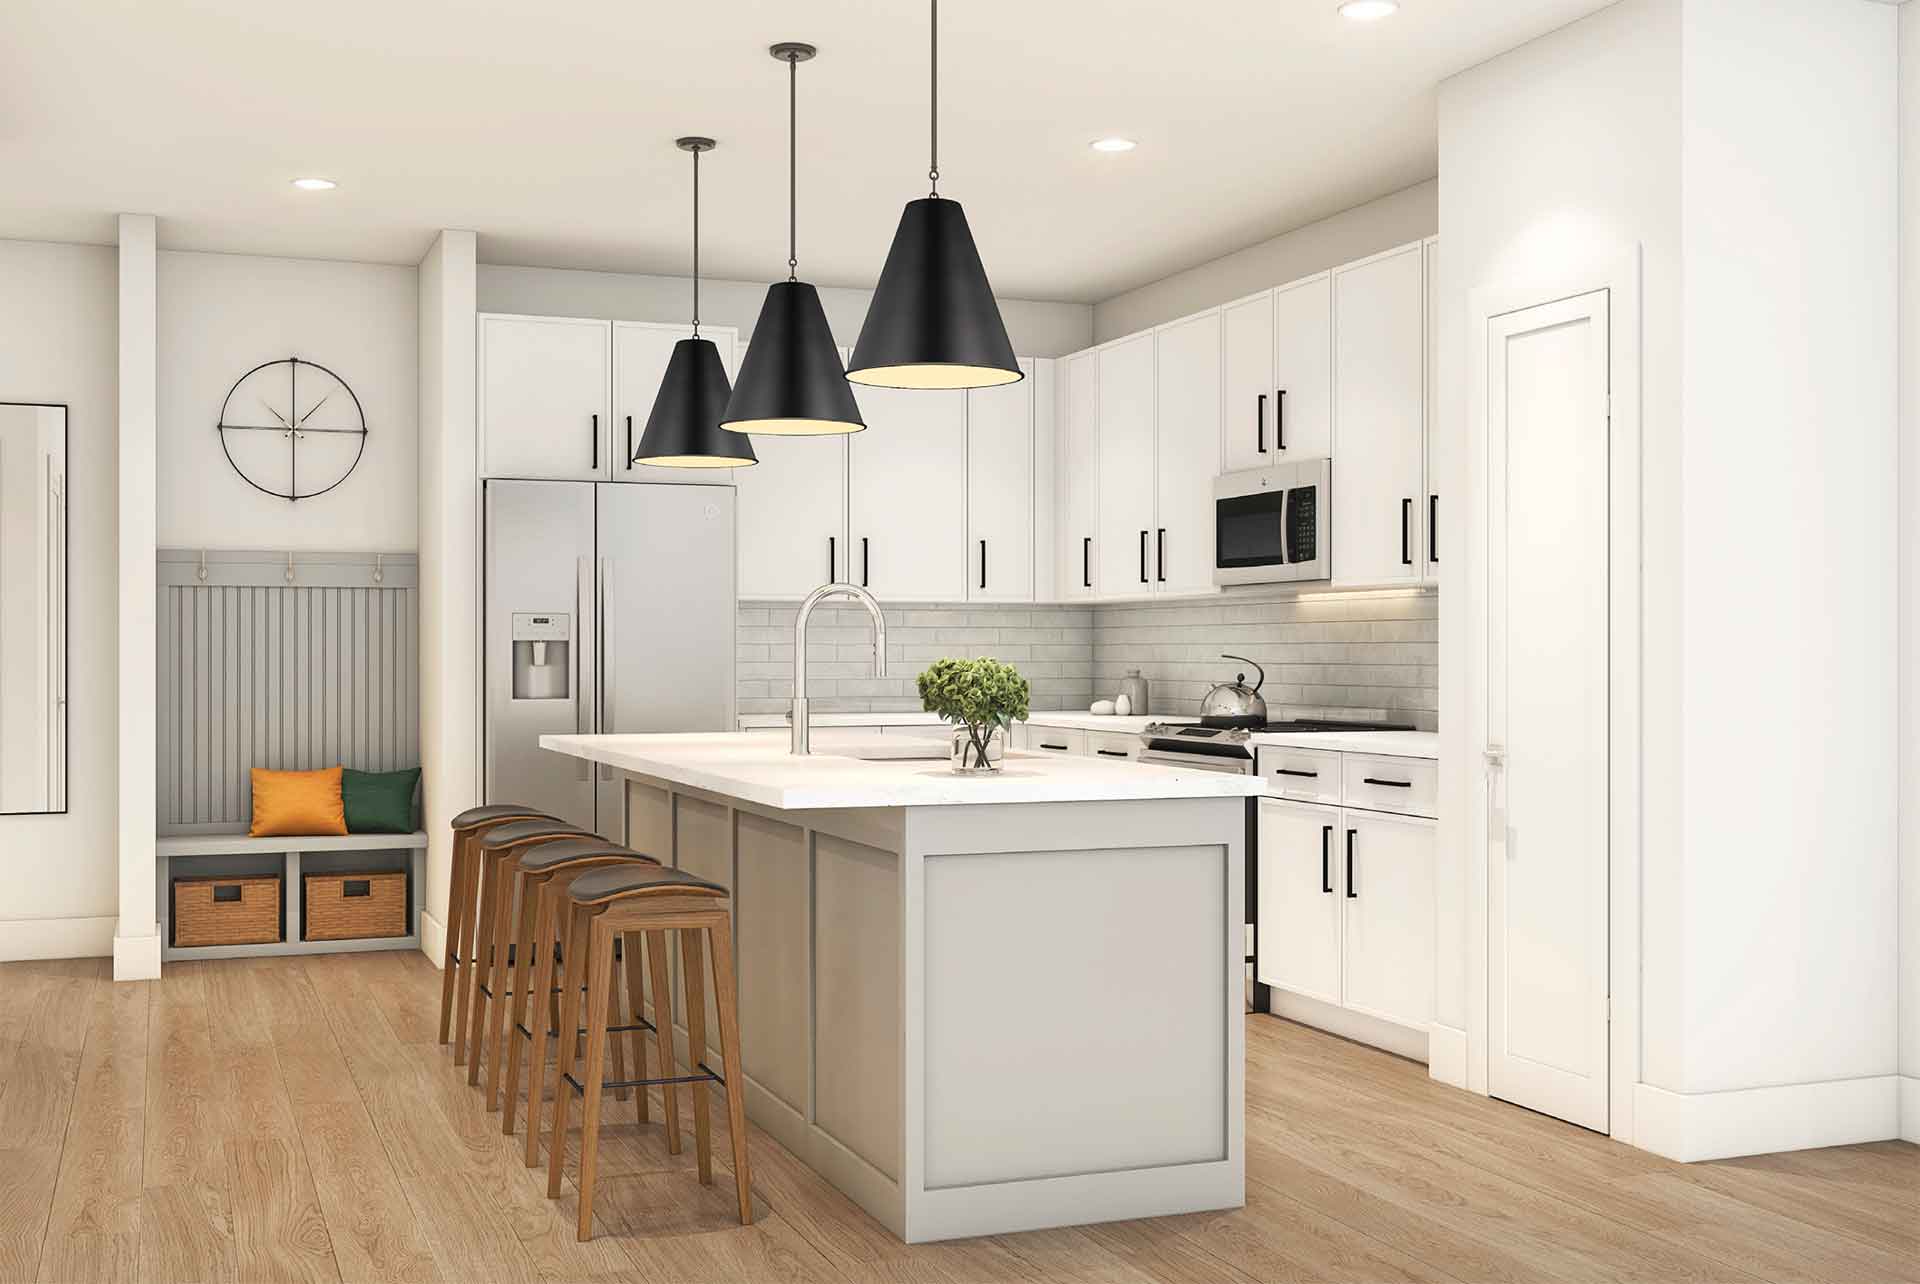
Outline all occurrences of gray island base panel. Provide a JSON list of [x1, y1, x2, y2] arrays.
[[589, 761, 1247, 1243]]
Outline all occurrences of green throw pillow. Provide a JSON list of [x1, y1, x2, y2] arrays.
[[341, 767, 421, 834]]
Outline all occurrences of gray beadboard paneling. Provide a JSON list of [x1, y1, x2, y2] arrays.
[[737, 601, 1094, 716], [157, 550, 419, 833], [1093, 587, 1438, 730]]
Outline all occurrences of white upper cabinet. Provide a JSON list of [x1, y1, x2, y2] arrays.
[[1271, 274, 1333, 459], [1095, 334, 1157, 596], [611, 321, 739, 486], [1060, 353, 1100, 599], [848, 382, 968, 602], [1152, 313, 1221, 595], [966, 358, 1035, 603], [1221, 294, 1274, 474], [1332, 246, 1425, 586], [1422, 237, 1442, 584], [479, 314, 612, 481], [731, 342, 849, 599]]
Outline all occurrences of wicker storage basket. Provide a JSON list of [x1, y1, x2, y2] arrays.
[[173, 875, 282, 947], [304, 870, 407, 941]]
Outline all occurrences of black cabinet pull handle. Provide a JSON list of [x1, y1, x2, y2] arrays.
[[1156, 528, 1166, 582], [624, 414, 633, 470], [1400, 498, 1412, 565], [979, 539, 987, 590], [1345, 828, 1358, 898], [1362, 777, 1413, 788], [1256, 393, 1267, 454], [1274, 767, 1318, 779], [1276, 388, 1287, 451], [591, 413, 600, 471], [828, 536, 836, 582], [1429, 494, 1439, 564], [1139, 530, 1149, 583], [861, 537, 870, 587], [1083, 537, 1092, 589], [1321, 825, 1333, 894], [1096, 749, 1129, 758], [1040, 742, 1068, 751]]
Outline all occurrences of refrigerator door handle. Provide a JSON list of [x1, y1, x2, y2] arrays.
[[597, 557, 613, 782], [573, 556, 591, 780]]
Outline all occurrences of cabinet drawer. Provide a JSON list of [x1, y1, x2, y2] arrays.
[[1256, 746, 1343, 805], [1341, 754, 1437, 818], [1024, 726, 1088, 756], [1085, 731, 1140, 762]]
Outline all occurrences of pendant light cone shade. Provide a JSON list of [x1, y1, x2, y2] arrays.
[[722, 281, 865, 435], [847, 197, 1022, 389], [635, 337, 756, 466]]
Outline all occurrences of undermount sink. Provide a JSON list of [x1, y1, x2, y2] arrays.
[[835, 740, 951, 762]]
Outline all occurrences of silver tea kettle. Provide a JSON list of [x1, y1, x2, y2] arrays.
[[1200, 655, 1268, 727]]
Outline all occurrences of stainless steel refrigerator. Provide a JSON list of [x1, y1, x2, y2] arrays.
[[484, 480, 735, 836]]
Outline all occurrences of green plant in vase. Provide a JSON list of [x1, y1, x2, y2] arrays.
[[916, 657, 1031, 772]]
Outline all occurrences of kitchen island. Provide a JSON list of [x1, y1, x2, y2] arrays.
[[541, 731, 1262, 1243]]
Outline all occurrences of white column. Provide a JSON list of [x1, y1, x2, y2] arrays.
[[416, 230, 479, 963], [114, 213, 160, 981]]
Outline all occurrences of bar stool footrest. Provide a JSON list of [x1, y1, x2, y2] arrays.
[[562, 1062, 724, 1096]]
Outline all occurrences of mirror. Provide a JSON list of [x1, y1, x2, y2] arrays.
[[0, 403, 66, 814]]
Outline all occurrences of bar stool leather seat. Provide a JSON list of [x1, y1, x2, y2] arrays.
[[567, 864, 726, 903], [518, 837, 647, 871], [453, 803, 552, 827], [479, 818, 587, 850]]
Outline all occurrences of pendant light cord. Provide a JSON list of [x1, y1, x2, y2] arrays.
[[787, 52, 799, 282], [928, 0, 940, 198], [691, 144, 702, 336]]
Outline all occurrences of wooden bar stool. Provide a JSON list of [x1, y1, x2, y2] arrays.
[[465, 818, 586, 1082], [546, 864, 752, 1240], [489, 836, 658, 1126], [442, 804, 554, 1056]]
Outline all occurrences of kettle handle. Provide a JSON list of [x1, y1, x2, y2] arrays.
[[1221, 654, 1265, 693]]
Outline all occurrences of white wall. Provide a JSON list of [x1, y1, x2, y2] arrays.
[[0, 240, 120, 955], [1900, 0, 1920, 1138], [416, 231, 478, 960], [1435, 0, 1682, 1063], [1677, 0, 1898, 1096], [157, 251, 418, 551], [1091, 180, 1438, 343], [477, 265, 1092, 359]]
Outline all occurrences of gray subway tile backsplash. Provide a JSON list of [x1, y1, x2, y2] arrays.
[[737, 586, 1437, 729]]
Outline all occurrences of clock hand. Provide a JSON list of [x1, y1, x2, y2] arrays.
[[297, 394, 330, 425], [259, 398, 294, 430]]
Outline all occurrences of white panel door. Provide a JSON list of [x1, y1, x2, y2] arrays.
[[1095, 334, 1156, 596], [1270, 274, 1333, 459], [731, 344, 848, 598], [1422, 238, 1442, 583], [1221, 294, 1274, 474], [1152, 313, 1221, 595], [966, 358, 1034, 602], [1487, 289, 1610, 1133], [479, 314, 612, 481], [1339, 810, 1436, 1030], [1061, 353, 1100, 598], [848, 382, 967, 601], [1331, 247, 1424, 585], [1255, 799, 1343, 1006], [611, 321, 739, 486]]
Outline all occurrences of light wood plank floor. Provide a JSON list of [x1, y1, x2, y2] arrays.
[[1, 953, 1913, 1283]]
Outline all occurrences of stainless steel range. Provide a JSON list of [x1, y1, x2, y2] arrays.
[[1137, 717, 1416, 774]]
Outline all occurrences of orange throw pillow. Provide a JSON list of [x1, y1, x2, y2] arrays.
[[249, 766, 348, 838]]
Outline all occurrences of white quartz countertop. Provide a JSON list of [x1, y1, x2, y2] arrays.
[[541, 732, 1265, 811]]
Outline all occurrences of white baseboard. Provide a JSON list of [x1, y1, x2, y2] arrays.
[[1427, 1023, 1469, 1089], [1901, 1076, 1920, 1145], [419, 909, 446, 967], [0, 914, 116, 963], [112, 929, 161, 981], [1634, 1076, 1902, 1161], [1266, 990, 1428, 1063]]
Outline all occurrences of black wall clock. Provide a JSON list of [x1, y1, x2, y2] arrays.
[[215, 356, 369, 501]]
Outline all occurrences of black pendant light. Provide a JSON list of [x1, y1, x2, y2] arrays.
[[636, 137, 757, 469], [721, 43, 865, 437], [846, 0, 1022, 391]]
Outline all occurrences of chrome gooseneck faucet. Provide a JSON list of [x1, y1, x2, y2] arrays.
[[791, 582, 888, 754]]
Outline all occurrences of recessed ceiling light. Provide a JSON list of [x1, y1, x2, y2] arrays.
[[1090, 137, 1137, 154], [1338, 0, 1399, 19], [290, 177, 337, 191]]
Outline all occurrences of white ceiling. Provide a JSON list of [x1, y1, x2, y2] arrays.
[[0, 0, 1614, 303]]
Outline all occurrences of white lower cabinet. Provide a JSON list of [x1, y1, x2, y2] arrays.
[[1257, 796, 1435, 1039]]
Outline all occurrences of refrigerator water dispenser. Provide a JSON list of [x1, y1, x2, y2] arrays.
[[511, 613, 571, 701]]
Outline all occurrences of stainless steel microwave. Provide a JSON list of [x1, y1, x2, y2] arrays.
[[1212, 459, 1332, 585]]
